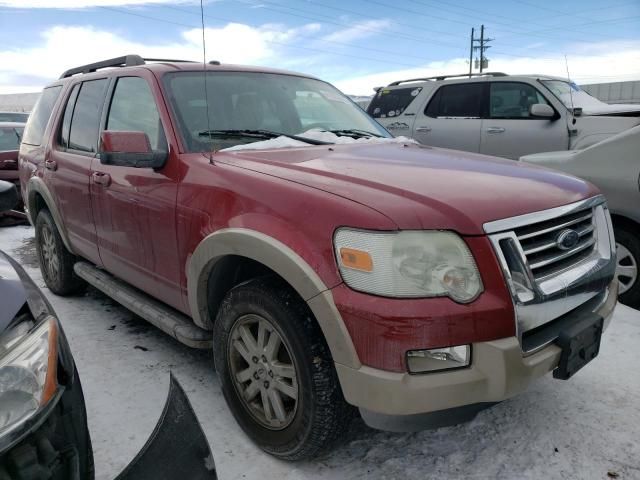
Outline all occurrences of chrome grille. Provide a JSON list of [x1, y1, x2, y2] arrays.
[[514, 207, 596, 281], [484, 196, 616, 354]]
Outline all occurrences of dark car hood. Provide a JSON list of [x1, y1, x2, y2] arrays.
[[0, 251, 27, 333], [219, 143, 599, 234]]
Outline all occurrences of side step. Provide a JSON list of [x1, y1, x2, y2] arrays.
[[73, 262, 212, 349]]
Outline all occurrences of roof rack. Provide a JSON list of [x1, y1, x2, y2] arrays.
[[387, 72, 507, 86], [59, 55, 217, 79]]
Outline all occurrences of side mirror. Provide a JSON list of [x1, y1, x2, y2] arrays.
[[99, 131, 167, 169], [0, 180, 18, 213], [529, 103, 556, 119]]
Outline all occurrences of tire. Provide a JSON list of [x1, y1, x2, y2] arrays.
[[614, 226, 640, 309], [34, 209, 85, 296], [213, 277, 355, 460]]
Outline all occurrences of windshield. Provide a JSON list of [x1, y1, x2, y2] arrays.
[[164, 71, 389, 152], [540, 80, 606, 110], [0, 126, 23, 151]]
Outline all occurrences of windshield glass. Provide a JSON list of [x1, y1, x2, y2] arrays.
[[540, 79, 606, 110], [164, 71, 389, 152]]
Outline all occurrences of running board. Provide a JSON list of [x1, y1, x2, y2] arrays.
[[73, 262, 212, 349]]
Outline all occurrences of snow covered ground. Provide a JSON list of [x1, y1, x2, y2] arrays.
[[1, 225, 639, 480]]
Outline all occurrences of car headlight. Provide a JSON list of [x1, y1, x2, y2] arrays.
[[0, 317, 58, 437], [334, 229, 483, 302]]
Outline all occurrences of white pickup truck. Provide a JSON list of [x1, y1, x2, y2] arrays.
[[370, 73, 640, 160]]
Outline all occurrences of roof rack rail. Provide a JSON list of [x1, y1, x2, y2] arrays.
[[59, 54, 204, 79], [388, 72, 507, 86]]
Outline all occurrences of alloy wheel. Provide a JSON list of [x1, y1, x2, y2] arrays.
[[39, 225, 59, 282], [227, 314, 299, 430], [616, 242, 638, 295]]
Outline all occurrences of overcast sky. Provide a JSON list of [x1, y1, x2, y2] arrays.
[[0, 0, 639, 95]]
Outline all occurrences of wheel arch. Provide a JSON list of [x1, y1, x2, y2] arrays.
[[187, 228, 360, 368], [611, 213, 640, 237], [26, 177, 74, 254]]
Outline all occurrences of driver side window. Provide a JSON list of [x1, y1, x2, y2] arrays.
[[489, 82, 550, 119], [106, 77, 166, 151]]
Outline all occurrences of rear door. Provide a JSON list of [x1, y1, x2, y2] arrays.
[[91, 72, 183, 310], [412, 82, 484, 152], [48, 78, 108, 265], [480, 81, 568, 159]]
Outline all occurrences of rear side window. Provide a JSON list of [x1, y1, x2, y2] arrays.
[[489, 82, 551, 118], [425, 83, 483, 118], [106, 77, 166, 151], [68, 79, 108, 153], [0, 126, 22, 151], [21, 86, 62, 146], [59, 83, 80, 149], [367, 87, 422, 118]]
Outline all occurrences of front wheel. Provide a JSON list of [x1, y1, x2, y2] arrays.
[[213, 277, 354, 460], [615, 226, 640, 309]]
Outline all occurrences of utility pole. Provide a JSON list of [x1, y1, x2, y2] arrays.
[[468, 27, 474, 78], [469, 25, 493, 75]]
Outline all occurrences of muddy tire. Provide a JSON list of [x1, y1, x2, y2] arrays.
[[213, 277, 354, 460], [35, 209, 85, 296], [615, 226, 640, 309]]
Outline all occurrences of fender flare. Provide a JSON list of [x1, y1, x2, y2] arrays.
[[26, 177, 75, 254], [187, 228, 361, 368]]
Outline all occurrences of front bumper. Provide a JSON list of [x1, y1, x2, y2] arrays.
[[336, 279, 617, 431]]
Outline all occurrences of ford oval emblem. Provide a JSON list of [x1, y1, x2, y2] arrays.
[[556, 229, 580, 251]]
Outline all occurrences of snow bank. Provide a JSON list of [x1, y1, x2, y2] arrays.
[[222, 129, 417, 152]]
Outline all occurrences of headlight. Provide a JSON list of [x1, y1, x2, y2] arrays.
[[0, 317, 58, 437], [334, 229, 483, 302]]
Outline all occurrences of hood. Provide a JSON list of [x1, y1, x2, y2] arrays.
[[581, 103, 640, 116], [218, 142, 599, 234], [0, 251, 27, 333]]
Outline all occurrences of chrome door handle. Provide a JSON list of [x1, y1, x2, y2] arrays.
[[415, 126, 432, 133], [92, 171, 111, 187], [44, 159, 57, 171], [486, 127, 505, 134]]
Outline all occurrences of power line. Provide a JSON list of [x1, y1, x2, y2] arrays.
[[99, 5, 433, 69]]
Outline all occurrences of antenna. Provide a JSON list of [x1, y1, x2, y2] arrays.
[[200, 0, 214, 160], [564, 54, 576, 124]]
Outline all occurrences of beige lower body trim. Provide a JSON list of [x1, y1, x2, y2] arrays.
[[337, 280, 617, 416]]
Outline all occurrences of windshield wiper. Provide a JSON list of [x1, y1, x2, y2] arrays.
[[197, 129, 331, 145], [326, 129, 384, 138]]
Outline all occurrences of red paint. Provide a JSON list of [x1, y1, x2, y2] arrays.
[[332, 236, 515, 372], [21, 62, 599, 372], [100, 131, 151, 154]]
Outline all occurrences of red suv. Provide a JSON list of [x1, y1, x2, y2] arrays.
[[19, 55, 617, 460]]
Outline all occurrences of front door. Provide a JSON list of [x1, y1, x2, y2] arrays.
[[48, 79, 108, 265], [90, 73, 183, 310], [412, 82, 484, 153], [480, 81, 568, 160]]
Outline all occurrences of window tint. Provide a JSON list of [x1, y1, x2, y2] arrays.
[[490, 82, 550, 118], [367, 87, 422, 118], [107, 77, 166, 151], [21, 86, 62, 146], [59, 83, 80, 149], [425, 83, 483, 118], [0, 112, 29, 123], [0, 127, 22, 151], [69, 79, 108, 153]]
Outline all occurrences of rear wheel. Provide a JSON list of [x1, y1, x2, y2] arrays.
[[35, 209, 85, 296], [615, 226, 639, 309], [213, 277, 354, 460]]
